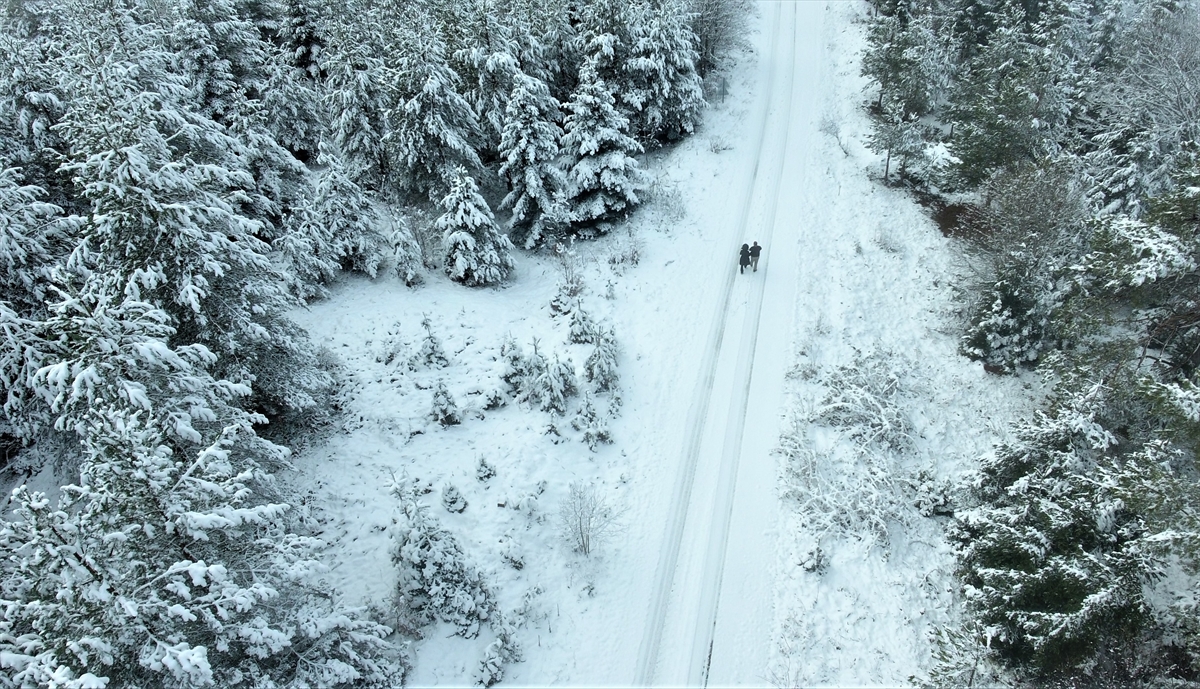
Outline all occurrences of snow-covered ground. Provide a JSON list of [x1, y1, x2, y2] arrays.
[[288, 1, 1042, 685]]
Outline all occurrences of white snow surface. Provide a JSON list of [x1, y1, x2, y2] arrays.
[[288, 2, 1042, 685]]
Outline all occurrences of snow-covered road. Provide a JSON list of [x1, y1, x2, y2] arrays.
[[636, 2, 824, 684]]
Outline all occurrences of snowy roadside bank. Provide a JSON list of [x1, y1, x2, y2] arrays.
[[766, 2, 1043, 685]]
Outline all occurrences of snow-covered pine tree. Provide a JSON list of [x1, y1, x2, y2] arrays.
[[262, 45, 328, 160], [322, 45, 391, 187], [498, 71, 569, 249], [572, 391, 612, 451], [382, 9, 483, 196], [52, 8, 330, 419], [0, 167, 64, 314], [476, 613, 523, 687], [431, 380, 462, 426], [0, 28, 68, 204], [438, 168, 515, 286], [170, 0, 310, 233], [500, 335, 532, 398], [621, 0, 705, 142], [387, 211, 425, 286], [275, 202, 338, 302], [584, 326, 620, 391], [561, 66, 648, 228], [311, 142, 390, 276], [949, 398, 1163, 679], [946, 4, 1082, 185], [412, 315, 450, 369], [0, 276, 404, 687], [567, 302, 598, 343], [269, 0, 329, 160], [442, 483, 468, 512], [450, 1, 524, 153], [391, 478, 494, 638], [534, 355, 578, 415]]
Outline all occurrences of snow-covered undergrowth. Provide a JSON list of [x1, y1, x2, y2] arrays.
[[766, 3, 1043, 685], [287, 250, 629, 682]]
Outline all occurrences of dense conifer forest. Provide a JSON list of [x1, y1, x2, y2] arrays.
[[0, 0, 749, 684], [862, 0, 1200, 684]]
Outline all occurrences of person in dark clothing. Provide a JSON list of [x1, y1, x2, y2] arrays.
[[739, 244, 751, 274], [749, 242, 762, 271]]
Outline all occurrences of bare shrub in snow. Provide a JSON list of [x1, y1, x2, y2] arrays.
[[550, 245, 584, 315], [559, 482, 620, 556], [607, 229, 644, 272], [649, 176, 687, 223], [779, 435, 908, 546], [688, 0, 756, 75], [780, 350, 920, 545], [391, 479, 494, 638], [708, 136, 733, 153], [820, 114, 850, 156]]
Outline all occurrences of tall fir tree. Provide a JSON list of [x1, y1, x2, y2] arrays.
[[561, 66, 648, 228], [498, 72, 568, 248]]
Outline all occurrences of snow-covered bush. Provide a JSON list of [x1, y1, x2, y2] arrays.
[[810, 350, 911, 452], [391, 479, 494, 638], [476, 614, 523, 687], [430, 381, 462, 427], [530, 356, 579, 415], [573, 393, 613, 452], [442, 483, 468, 512], [411, 315, 450, 369], [584, 326, 620, 392], [438, 169, 515, 287], [476, 456, 496, 482], [568, 303, 599, 344], [559, 482, 620, 556]]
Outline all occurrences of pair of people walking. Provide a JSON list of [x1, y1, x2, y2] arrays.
[[739, 242, 762, 274]]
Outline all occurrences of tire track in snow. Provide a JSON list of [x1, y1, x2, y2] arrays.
[[633, 4, 794, 684]]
